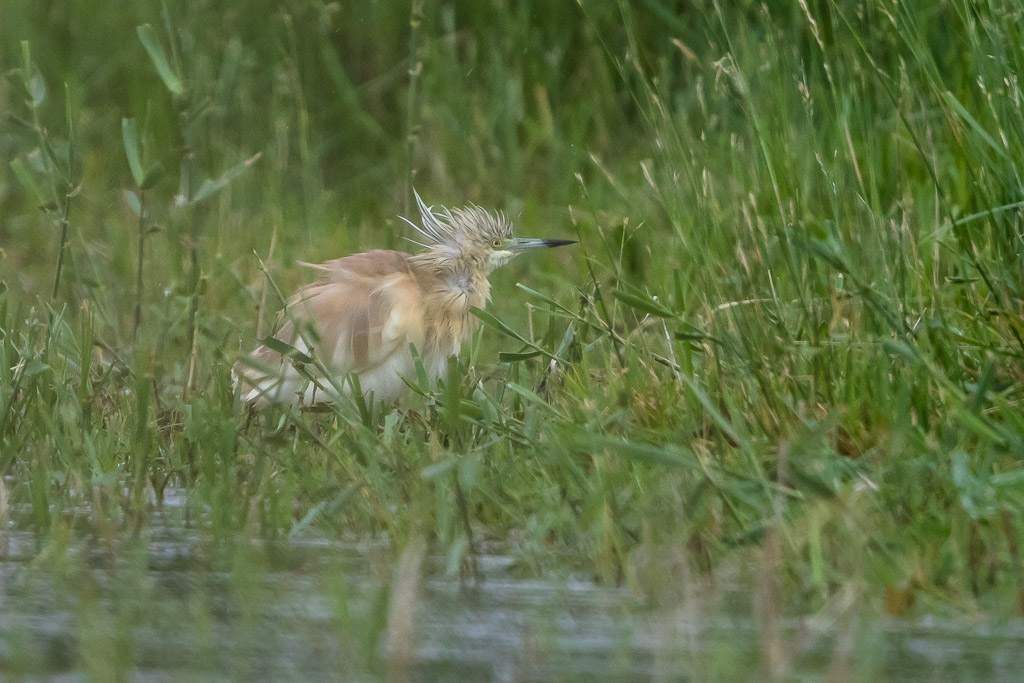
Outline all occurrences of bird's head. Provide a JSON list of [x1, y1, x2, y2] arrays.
[[403, 191, 575, 274]]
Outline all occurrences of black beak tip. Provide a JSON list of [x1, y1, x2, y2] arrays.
[[543, 239, 577, 248]]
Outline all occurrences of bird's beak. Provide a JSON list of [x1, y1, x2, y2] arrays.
[[509, 238, 577, 253]]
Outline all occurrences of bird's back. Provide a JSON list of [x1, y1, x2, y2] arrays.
[[302, 249, 414, 282]]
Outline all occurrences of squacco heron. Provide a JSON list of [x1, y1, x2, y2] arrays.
[[235, 192, 575, 406]]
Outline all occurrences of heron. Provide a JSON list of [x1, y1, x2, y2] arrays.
[[234, 191, 575, 406]]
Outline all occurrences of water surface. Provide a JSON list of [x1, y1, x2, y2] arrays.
[[1, 490, 1022, 681]]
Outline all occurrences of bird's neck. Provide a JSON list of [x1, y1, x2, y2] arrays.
[[409, 251, 491, 305], [408, 251, 491, 357]]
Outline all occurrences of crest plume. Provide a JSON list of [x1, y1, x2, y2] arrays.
[[399, 189, 511, 249]]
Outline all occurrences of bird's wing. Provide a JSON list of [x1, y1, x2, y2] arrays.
[[235, 251, 426, 403]]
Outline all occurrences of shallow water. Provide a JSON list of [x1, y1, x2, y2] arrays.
[[1, 491, 1023, 681]]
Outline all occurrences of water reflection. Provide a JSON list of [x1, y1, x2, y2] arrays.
[[0, 490, 1022, 680]]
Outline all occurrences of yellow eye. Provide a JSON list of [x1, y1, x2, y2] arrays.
[[492, 239, 503, 248]]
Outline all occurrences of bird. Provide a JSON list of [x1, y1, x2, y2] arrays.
[[234, 191, 575, 407]]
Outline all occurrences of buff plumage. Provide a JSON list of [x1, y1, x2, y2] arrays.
[[234, 191, 574, 406]]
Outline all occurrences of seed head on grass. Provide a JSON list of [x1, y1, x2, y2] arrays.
[[234, 192, 575, 406]]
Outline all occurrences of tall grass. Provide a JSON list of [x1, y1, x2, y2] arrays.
[[2, 0, 1024, 673]]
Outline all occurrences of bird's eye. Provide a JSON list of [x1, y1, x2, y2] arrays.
[[492, 239, 502, 248]]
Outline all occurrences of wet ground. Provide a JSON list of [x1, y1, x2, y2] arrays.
[[1, 491, 1023, 681]]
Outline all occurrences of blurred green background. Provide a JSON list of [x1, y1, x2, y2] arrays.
[[3, 0, 1024, 677]]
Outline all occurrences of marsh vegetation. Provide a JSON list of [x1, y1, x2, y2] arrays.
[[2, 0, 1024, 678]]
